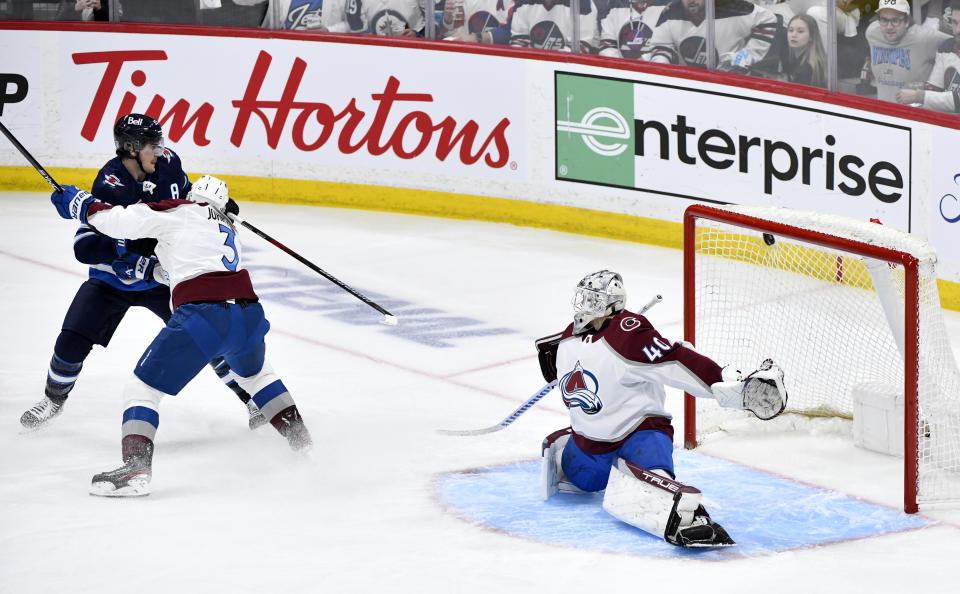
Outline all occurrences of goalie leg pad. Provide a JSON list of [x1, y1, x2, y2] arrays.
[[602, 459, 735, 547], [540, 428, 587, 500]]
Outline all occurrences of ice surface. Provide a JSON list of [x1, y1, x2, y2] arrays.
[[2, 193, 959, 593]]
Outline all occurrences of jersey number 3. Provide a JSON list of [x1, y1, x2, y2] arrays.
[[219, 223, 239, 272]]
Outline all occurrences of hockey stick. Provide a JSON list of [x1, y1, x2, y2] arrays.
[[0, 119, 63, 192], [437, 381, 558, 436], [438, 293, 664, 436], [231, 213, 397, 326]]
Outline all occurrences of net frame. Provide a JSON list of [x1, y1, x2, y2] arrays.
[[682, 204, 935, 513]]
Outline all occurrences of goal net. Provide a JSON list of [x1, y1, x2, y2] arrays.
[[683, 204, 960, 513]]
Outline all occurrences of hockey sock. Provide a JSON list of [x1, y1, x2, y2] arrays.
[[44, 354, 83, 403], [210, 357, 252, 404]]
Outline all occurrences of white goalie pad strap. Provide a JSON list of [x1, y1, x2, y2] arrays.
[[602, 459, 702, 541]]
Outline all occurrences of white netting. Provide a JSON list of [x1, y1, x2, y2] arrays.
[[690, 205, 960, 508]]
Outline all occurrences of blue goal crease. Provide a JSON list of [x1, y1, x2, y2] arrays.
[[436, 451, 934, 560]]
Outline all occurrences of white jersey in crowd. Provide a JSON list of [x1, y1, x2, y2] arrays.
[[442, 0, 516, 39], [353, 0, 427, 34], [923, 37, 960, 113], [599, 0, 670, 58], [553, 310, 720, 443], [866, 21, 950, 103], [84, 200, 257, 308], [647, 0, 778, 68], [510, 0, 599, 53]]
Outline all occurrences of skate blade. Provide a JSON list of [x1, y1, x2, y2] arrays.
[[90, 479, 151, 498]]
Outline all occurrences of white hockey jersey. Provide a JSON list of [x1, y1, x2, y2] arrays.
[[923, 37, 960, 113], [647, 0, 778, 68], [442, 0, 516, 40], [552, 310, 724, 446], [85, 200, 257, 308], [509, 0, 599, 53], [599, 0, 670, 58]]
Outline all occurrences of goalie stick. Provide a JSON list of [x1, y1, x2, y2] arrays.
[[438, 293, 663, 436]]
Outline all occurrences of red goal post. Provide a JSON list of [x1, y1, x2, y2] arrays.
[[682, 204, 960, 514]]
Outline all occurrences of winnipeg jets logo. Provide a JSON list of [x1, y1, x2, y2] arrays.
[[103, 174, 124, 188], [142, 181, 156, 195], [560, 361, 602, 414]]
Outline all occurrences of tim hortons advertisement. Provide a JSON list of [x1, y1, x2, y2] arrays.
[[555, 71, 914, 231], [3, 30, 525, 179]]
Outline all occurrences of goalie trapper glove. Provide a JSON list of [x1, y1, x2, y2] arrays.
[[742, 359, 788, 420], [535, 332, 563, 383]]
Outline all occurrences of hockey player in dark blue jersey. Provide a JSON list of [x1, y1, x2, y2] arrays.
[[20, 113, 267, 431]]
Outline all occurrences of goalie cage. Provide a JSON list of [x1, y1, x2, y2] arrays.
[[683, 204, 960, 513]]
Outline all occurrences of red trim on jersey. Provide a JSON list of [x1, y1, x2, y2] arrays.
[[572, 416, 674, 455], [172, 269, 258, 308]]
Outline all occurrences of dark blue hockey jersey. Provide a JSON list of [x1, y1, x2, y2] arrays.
[[73, 148, 192, 292]]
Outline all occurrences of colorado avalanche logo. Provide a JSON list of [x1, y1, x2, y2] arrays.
[[103, 174, 124, 188], [530, 21, 567, 51], [560, 361, 602, 414], [619, 20, 653, 59], [468, 11, 502, 33]]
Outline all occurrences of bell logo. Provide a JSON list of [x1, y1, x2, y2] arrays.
[[556, 106, 630, 157]]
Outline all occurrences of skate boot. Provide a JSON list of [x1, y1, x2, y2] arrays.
[[20, 396, 66, 430], [90, 436, 154, 497], [271, 406, 313, 452], [246, 399, 268, 430], [667, 506, 735, 548]]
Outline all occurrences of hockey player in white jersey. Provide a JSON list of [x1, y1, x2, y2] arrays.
[[50, 176, 312, 497], [536, 270, 787, 547], [646, 0, 779, 69]]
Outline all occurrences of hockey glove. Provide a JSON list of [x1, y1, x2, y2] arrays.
[[741, 359, 788, 420], [112, 254, 160, 283], [51, 185, 95, 223], [119, 237, 158, 257], [535, 333, 562, 383]]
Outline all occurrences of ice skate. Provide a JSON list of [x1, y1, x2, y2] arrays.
[[19, 396, 65, 431], [247, 399, 267, 430], [90, 458, 152, 497], [272, 406, 313, 452], [668, 514, 736, 548]]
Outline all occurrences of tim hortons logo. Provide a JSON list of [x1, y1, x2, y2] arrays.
[[72, 50, 511, 167]]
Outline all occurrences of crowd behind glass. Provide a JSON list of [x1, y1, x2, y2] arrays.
[[3, 0, 959, 116]]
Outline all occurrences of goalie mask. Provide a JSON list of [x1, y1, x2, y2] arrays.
[[572, 270, 627, 334]]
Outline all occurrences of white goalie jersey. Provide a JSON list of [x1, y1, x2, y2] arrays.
[[553, 310, 724, 443]]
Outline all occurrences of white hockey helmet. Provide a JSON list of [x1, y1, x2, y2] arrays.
[[571, 270, 627, 334]]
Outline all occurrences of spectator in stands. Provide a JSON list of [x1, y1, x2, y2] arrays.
[[58, 0, 109, 21], [200, 0, 269, 26], [441, 0, 516, 44], [261, 0, 335, 30], [778, 13, 828, 86], [805, 0, 872, 77], [509, 0, 600, 53], [646, 0, 779, 69], [866, 0, 950, 102], [598, 0, 671, 58], [897, 0, 960, 111]]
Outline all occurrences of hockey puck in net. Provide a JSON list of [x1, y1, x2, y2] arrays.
[[762, 233, 776, 246]]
